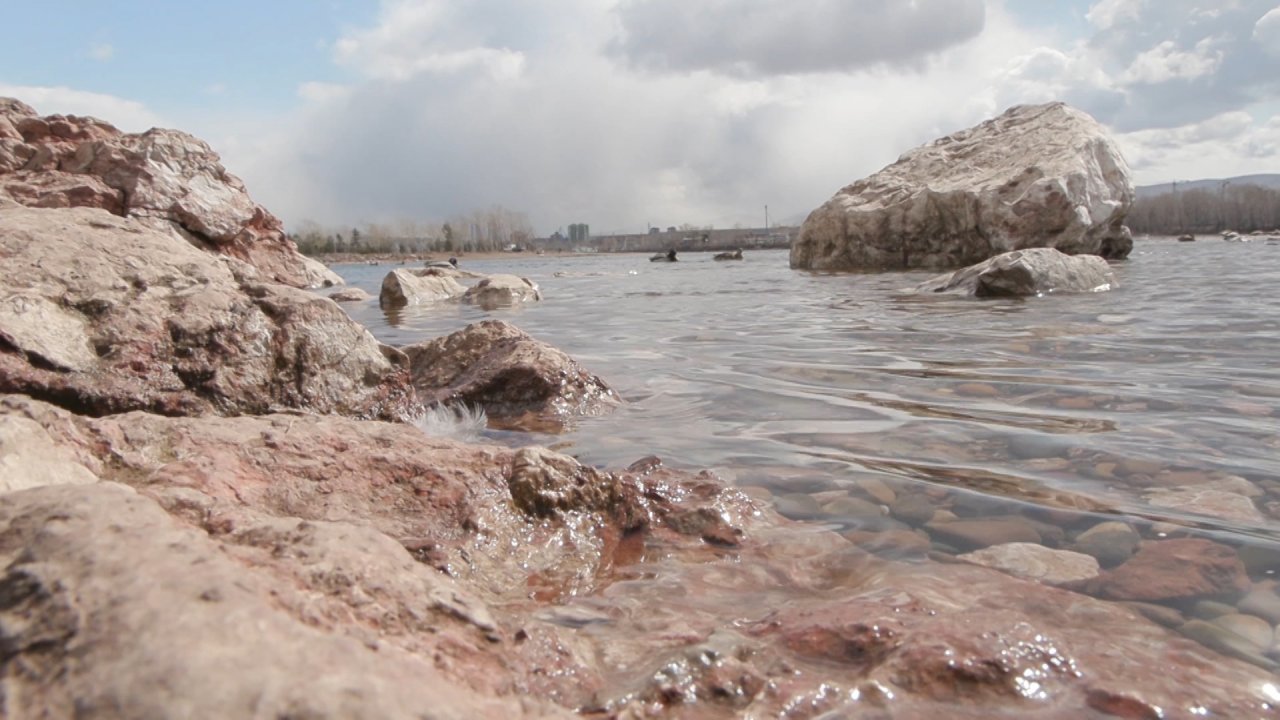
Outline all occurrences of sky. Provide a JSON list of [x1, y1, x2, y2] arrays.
[[1, 0, 1278, 235]]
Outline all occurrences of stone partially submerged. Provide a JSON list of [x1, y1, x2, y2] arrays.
[[792, 102, 1134, 271], [379, 268, 466, 308], [402, 319, 620, 431], [461, 274, 542, 310], [914, 247, 1117, 297]]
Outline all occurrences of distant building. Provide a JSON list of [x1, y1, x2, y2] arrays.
[[568, 223, 590, 244]]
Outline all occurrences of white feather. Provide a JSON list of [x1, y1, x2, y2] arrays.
[[409, 404, 488, 442]]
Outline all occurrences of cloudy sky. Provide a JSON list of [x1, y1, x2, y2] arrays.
[[2, 0, 1278, 234]]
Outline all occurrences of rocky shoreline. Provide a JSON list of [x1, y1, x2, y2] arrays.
[[3, 98, 1278, 718]]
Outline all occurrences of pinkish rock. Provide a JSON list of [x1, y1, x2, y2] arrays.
[[3, 394, 1278, 718], [0, 98, 320, 288], [402, 320, 621, 431], [0, 205, 413, 419], [1075, 538, 1251, 603]]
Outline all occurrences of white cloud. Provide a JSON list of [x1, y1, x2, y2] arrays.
[[610, 0, 986, 76], [0, 84, 164, 132], [88, 43, 114, 62], [1117, 111, 1278, 181], [297, 81, 350, 104], [1120, 37, 1224, 84], [1085, 0, 1145, 30], [1256, 7, 1280, 54], [332, 0, 527, 81]]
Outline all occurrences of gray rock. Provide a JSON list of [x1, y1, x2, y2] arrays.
[[1238, 582, 1280, 625], [792, 102, 1133, 271], [329, 287, 373, 302], [460, 273, 541, 309], [1071, 521, 1141, 567], [914, 248, 1117, 297], [378, 268, 465, 307]]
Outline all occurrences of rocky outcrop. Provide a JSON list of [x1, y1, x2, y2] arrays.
[[0, 204, 413, 419], [379, 268, 466, 307], [914, 247, 1117, 297], [0, 98, 325, 288], [402, 320, 620, 431], [713, 249, 743, 260], [2, 393, 1276, 718], [461, 274, 542, 309], [792, 102, 1134, 271]]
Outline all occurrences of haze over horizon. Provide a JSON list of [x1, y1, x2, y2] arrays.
[[2, 0, 1278, 236]]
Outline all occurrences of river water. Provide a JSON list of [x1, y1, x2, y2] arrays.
[[332, 239, 1280, 670]]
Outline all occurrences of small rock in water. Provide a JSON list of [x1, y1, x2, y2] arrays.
[[889, 494, 939, 526], [958, 542, 1100, 585], [1119, 601, 1185, 628], [1191, 600, 1239, 620], [1078, 538, 1251, 603], [1210, 613, 1274, 652], [1179, 619, 1278, 671], [1237, 582, 1280, 624], [1071, 521, 1141, 567], [924, 516, 1042, 551]]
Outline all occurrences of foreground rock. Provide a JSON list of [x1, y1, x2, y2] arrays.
[[402, 320, 620, 431], [915, 247, 1117, 297], [0, 203, 413, 418], [0, 97, 332, 288], [792, 102, 1133, 271], [2, 393, 1276, 718]]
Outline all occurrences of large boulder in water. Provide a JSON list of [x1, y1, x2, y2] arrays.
[[791, 102, 1134, 271], [915, 247, 1117, 297], [402, 319, 620, 431], [0, 97, 338, 288]]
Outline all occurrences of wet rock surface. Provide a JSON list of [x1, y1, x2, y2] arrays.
[[792, 102, 1133, 271], [915, 247, 1118, 297], [402, 319, 621, 431], [4, 393, 1278, 718]]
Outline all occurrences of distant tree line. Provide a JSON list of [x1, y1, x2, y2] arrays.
[[1127, 183, 1280, 236], [289, 205, 534, 256]]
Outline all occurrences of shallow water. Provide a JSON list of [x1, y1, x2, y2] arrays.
[[333, 239, 1280, 672]]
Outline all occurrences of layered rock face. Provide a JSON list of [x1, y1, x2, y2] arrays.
[[0, 203, 413, 419], [792, 102, 1134, 271], [915, 247, 1118, 296], [0, 98, 333, 288], [403, 320, 620, 431]]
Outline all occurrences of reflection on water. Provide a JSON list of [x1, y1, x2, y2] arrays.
[[330, 241, 1280, 670]]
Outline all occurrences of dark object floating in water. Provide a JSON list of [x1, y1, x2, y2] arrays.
[[714, 249, 744, 261], [651, 249, 678, 262]]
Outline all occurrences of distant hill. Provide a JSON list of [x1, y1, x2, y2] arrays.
[[1136, 174, 1280, 199]]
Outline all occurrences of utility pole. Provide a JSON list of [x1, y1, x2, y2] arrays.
[[764, 204, 769, 231]]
